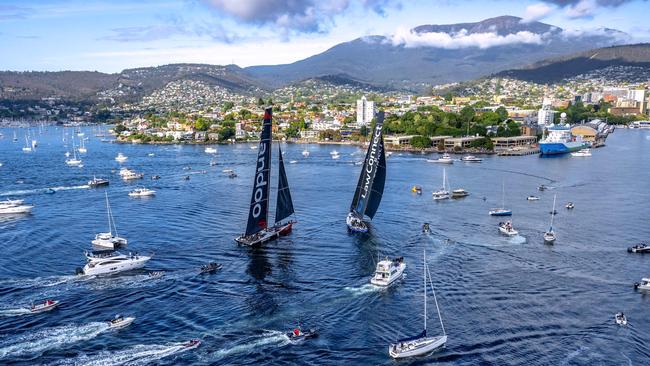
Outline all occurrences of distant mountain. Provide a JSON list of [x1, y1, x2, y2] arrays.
[[0, 64, 264, 102], [496, 43, 650, 83], [245, 15, 628, 91]]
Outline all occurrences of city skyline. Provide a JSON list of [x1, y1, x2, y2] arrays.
[[1, 0, 649, 73]]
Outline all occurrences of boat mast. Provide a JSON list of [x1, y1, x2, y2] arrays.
[[105, 192, 112, 235], [424, 249, 427, 334], [501, 180, 505, 209], [426, 261, 446, 336], [549, 194, 556, 231]]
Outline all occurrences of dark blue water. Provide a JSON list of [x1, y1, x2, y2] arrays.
[[0, 127, 649, 365]]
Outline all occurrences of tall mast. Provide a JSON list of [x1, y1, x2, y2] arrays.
[[105, 192, 111, 235], [550, 194, 556, 231], [423, 249, 427, 333], [501, 180, 505, 208]]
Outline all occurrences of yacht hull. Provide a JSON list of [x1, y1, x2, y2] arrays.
[[389, 335, 447, 358]]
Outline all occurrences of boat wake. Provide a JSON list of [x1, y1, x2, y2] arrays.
[[0, 307, 32, 317], [54, 341, 197, 366], [343, 283, 382, 296], [0, 274, 86, 290], [0, 322, 109, 359], [0, 185, 89, 197], [209, 331, 290, 360]]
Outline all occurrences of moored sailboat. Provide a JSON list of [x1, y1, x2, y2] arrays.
[[92, 192, 128, 250], [346, 111, 386, 233], [389, 250, 447, 359], [544, 194, 557, 244], [235, 107, 296, 246]]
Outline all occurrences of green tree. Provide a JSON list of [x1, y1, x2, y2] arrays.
[[460, 106, 475, 123], [495, 106, 508, 121], [411, 135, 432, 148], [257, 97, 265, 106], [222, 101, 234, 112]]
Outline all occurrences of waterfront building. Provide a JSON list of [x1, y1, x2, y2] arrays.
[[356, 96, 375, 126], [537, 99, 555, 127], [491, 136, 537, 151], [384, 135, 415, 146], [444, 136, 481, 149]]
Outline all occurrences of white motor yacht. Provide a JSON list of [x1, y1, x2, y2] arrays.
[[205, 147, 217, 154], [571, 148, 592, 157], [498, 221, 518, 236], [451, 189, 469, 199], [120, 168, 144, 180], [370, 257, 406, 287], [115, 153, 128, 162], [108, 315, 135, 330], [461, 155, 482, 162], [331, 153, 341, 160], [77, 251, 151, 276], [634, 278, 650, 291], [427, 153, 453, 164], [527, 196, 540, 201], [128, 188, 156, 197]]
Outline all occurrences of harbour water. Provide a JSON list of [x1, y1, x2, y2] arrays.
[[1, 127, 649, 365]]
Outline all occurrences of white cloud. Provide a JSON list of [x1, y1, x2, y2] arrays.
[[522, 3, 555, 23], [388, 27, 544, 49], [565, 0, 598, 18]]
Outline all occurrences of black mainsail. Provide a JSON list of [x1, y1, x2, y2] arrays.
[[275, 144, 295, 224], [350, 111, 386, 220], [245, 107, 273, 236]]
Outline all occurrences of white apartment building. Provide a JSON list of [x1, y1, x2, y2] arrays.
[[356, 96, 375, 126]]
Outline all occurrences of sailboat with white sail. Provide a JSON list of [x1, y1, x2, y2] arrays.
[[235, 107, 296, 246], [489, 181, 512, 216], [432, 168, 450, 200], [65, 136, 82, 166], [544, 194, 557, 244], [389, 249, 447, 359], [92, 192, 128, 250], [346, 111, 386, 233], [78, 137, 87, 153], [22, 132, 32, 152]]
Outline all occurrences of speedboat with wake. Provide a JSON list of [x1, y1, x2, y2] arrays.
[[30, 299, 59, 313], [628, 243, 650, 253], [286, 327, 318, 342], [115, 153, 128, 162], [108, 315, 135, 330], [371, 257, 405, 287], [422, 223, 431, 234], [347, 112, 386, 233], [389, 250, 447, 359], [128, 187, 156, 197], [77, 250, 151, 276], [182, 339, 201, 350], [615, 312, 627, 326], [88, 176, 109, 188], [235, 108, 296, 246], [565, 202, 574, 209], [634, 278, 650, 291], [498, 221, 518, 236]]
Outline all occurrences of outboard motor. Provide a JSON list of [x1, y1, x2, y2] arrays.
[[634, 282, 640, 289], [75, 267, 84, 275]]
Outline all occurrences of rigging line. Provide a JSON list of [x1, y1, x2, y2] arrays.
[[426, 260, 446, 336]]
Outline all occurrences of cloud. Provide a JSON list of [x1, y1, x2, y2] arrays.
[[540, 0, 644, 19], [0, 4, 31, 20], [101, 16, 239, 43], [199, 0, 400, 34], [388, 27, 544, 49], [522, 3, 555, 23]]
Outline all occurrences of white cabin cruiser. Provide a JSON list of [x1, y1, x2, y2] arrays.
[[499, 221, 518, 236], [205, 147, 217, 154], [527, 196, 540, 201], [427, 153, 453, 164], [120, 168, 144, 180], [77, 250, 151, 276], [571, 148, 592, 157], [128, 188, 156, 197], [628, 243, 650, 253], [115, 153, 128, 162], [451, 189, 469, 199], [370, 257, 405, 287]]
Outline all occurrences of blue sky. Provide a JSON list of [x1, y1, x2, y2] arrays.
[[1, 0, 648, 72]]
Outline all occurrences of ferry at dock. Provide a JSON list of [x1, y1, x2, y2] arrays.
[[539, 124, 588, 156]]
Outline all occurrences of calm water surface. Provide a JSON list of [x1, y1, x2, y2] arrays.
[[0, 127, 649, 365]]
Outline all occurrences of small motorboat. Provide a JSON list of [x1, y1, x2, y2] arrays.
[[451, 189, 469, 199], [371, 257, 406, 287], [183, 176, 190, 181], [628, 243, 650, 253], [411, 185, 422, 195], [115, 153, 128, 162], [302, 150, 310, 157], [183, 166, 192, 171], [565, 202, 574, 209], [634, 278, 650, 290], [289, 160, 298, 164], [461, 155, 482, 162], [30, 299, 59, 313], [108, 315, 135, 330], [422, 223, 431, 234], [427, 153, 453, 164], [615, 312, 627, 326], [88, 176, 110, 187], [148, 153, 155, 157], [498, 221, 518, 236], [209, 160, 217, 166], [549, 210, 558, 215], [151, 175, 161, 180], [228, 172, 237, 179], [205, 147, 217, 154], [200, 262, 222, 274], [286, 327, 318, 342], [44, 188, 56, 194], [571, 148, 592, 157], [182, 339, 201, 350], [527, 196, 540, 201], [489, 208, 512, 216], [128, 188, 156, 197], [538, 184, 547, 191]]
